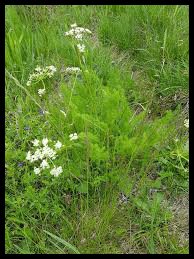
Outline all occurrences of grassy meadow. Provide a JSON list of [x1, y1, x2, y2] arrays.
[[5, 5, 189, 254]]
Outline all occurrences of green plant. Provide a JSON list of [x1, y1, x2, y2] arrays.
[[43, 230, 80, 254], [5, 5, 189, 254]]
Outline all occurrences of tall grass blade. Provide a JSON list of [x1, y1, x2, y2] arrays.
[[43, 230, 80, 254]]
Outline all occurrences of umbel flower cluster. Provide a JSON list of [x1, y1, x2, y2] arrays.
[[64, 23, 92, 53], [26, 134, 79, 177], [64, 23, 92, 41], [65, 67, 81, 74], [184, 119, 189, 128], [27, 65, 57, 86], [26, 138, 63, 177]]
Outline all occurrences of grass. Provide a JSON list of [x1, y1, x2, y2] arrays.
[[5, 5, 189, 254]]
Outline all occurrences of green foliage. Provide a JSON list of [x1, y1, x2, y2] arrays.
[[97, 5, 189, 94], [43, 230, 80, 254], [5, 5, 189, 254]]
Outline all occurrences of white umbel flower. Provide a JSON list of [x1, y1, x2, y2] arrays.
[[35, 66, 42, 73], [65, 67, 81, 74], [34, 167, 41, 175], [26, 137, 64, 176], [40, 159, 50, 169], [42, 145, 56, 159], [38, 88, 46, 97], [64, 24, 92, 41], [77, 44, 85, 53], [50, 166, 63, 177], [27, 80, 32, 86], [42, 138, 49, 146], [71, 23, 77, 28], [184, 119, 189, 128], [69, 133, 78, 141], [26, 151, 32, 161], [54, 140, 62, 149], [48, 65, 57, 73], [31, 139, 40, 147], [33, 148, 43, 160]]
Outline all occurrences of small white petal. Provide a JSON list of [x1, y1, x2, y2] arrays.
[[71, 23, 77, 28], [38, 88, 46, 97], [54, 141, 62, 149], [42, 138, 48, 146], [40, 159, 50, 169], [69, 133, 78, 141], [184, 119, 189, 128], [34, 167, 41, 175], [26, 151, 32, 161]]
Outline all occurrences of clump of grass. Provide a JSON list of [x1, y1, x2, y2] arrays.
[[98, 5, 189, 96]]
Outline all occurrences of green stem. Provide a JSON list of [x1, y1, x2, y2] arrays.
[[5, 69, 42, 109]]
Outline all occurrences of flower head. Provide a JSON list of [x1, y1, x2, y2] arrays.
[[42, 145, 56, 159], [71, 23, 77, 28], [77, 44, 85, 53], [33, 148, 43, 160], [26, 65, 56, 86], [50, 166, 63, 177], [35, 66, 42, 73], [40, 159, 50, 169], [54, 140, 62, 149], [64, 24, 92, 41], [31, 139, 40, 147], [184, 119, 189, 128], [26, 151, 32, 161], [27, 80, 32, 86], [65, 67, 81, 74], [42, 138, 49, 146], [38, 88, 46, 97], [34, 167, 41, 175], [48, 65, 57, 73], [26, 137, 63, 177], [69, 133, 78, 141]]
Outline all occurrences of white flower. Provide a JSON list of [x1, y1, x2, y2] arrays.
[[78, 27, 85, 33], [47, 65, 57, 77], [42, 145, 56, 159], [50, 166, 63, 177], [48, 65, 57, 73], [31, 139, 40, 147], [65, 67, 81, 74], [33, 148, 43, 160], [77, 44, 85, 53], [68, 30, 74, 36], [42, 138, 48, 146], [27, 80, 32, 86], [35, 66, 42, 72], [26, 65, 56, 86], [34, 167, 41, 175], [69, 133, 78, 141], [75, 33, 83, 40], [40, 159, 50, 169], [26, 137, 63, 177], [26, 151, 32, 161], [64, 25, 92, 41], [71, 23, 77, 28], [54, 140, 62, 149], [184, 119, 189, 128], [38, 88, 46, 97]]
